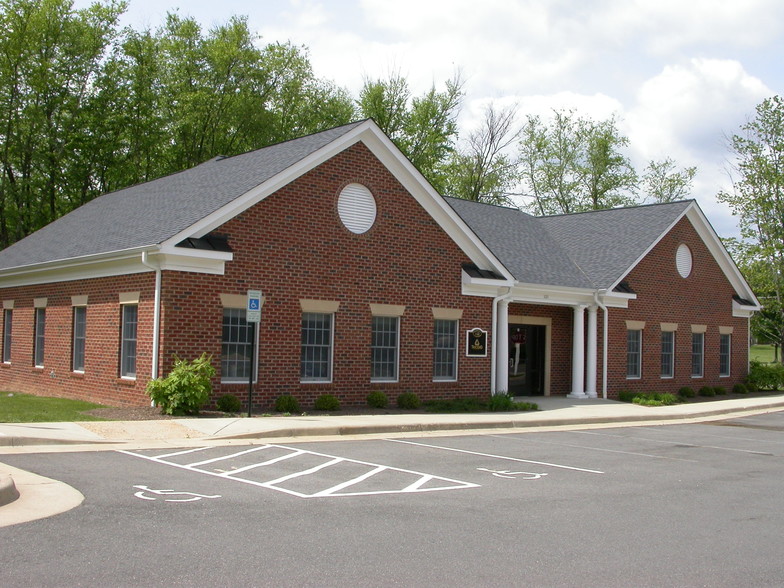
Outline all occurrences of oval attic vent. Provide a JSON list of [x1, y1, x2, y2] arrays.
[[338, 183, 376, 234], [676, 243, 693, 278]]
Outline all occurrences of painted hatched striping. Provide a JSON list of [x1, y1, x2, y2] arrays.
[[120, 444, 479, 498]]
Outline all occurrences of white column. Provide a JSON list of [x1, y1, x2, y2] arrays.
[[568, 304, 588, 399], [496, 300, 510, 394], [585, 305, 598, 398]]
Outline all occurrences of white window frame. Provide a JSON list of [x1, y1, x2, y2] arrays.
[[691, 332, 704, 378], [626, 329, 642, 379], [221, 307, 259, 384], [300, 312, 334, 383], [433, 319, 458, 381], [72, 306, 86, 373], [34, 308, 46, 368], [371, 315, 400, 383], [3, 309, 11, 364], [120, 304, 138, 379], [660, 331, 674, 379], [719, 333, 731, 377]]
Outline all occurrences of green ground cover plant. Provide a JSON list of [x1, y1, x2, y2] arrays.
[[423, 394, 538, 413], [619, 390, 682, 406], [0, 392, 106, 423]]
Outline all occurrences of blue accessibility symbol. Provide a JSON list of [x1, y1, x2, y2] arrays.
[[248, 299, 260, 310]]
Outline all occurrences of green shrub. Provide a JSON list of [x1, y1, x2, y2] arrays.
[[366, 390, 389, 409], [314, 394, 340, 411], [630, 392, 681, 406], [425, 397, 485, 412], [745, 380, 759, 394], [274, 394, 300, 413], [488, 393, 515, 411], [146, 353, 215, 416], [397, 392, 421, 409], [698, 386, 716, 397], [216, 393, 242, 413], [618, 390, 637, 403], [732, 383, 748, 394], [747, 360, 784, 391], [678, 387, 696, 398], [713, 386, 727, 396]]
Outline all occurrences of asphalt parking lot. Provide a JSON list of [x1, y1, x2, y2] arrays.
[[2, 413, 783, 587]]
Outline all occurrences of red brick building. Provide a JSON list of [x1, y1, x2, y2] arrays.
[[0, 120, 759, 408]]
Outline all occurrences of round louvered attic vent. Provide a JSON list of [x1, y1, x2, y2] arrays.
[[676, 243, 693, 278], [337, 183, 376, 234]]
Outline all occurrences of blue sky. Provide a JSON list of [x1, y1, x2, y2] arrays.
[[74, 0, 784, 238]]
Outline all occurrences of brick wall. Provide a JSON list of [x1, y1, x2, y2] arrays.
[[603, 215, 748, 396], [0, 273, 156, 406], [158, 142, 493, 411]]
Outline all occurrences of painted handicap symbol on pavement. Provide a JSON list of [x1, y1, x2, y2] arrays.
[[476, 468, 548, 480], [133, 485, 221, 502]]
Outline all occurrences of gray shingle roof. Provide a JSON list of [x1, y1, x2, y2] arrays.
[[0, 121, 365, 271], [446, 197, 692, 290]]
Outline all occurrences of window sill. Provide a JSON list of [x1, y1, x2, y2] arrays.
[[117, 377, 136, 386]]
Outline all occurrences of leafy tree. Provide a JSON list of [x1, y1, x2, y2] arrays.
[[357, 71, 463, 192], [444, 102, 520, 205], [718, 95, 784, 359], [517, 110, 637, 215], [642, 157, 697, 203]]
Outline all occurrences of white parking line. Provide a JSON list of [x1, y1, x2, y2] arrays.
[[386, 439, 604, 474], [570, 430, 774, 456]]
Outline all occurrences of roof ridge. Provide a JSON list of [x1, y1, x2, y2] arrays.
[[540, 199, 694, 220]]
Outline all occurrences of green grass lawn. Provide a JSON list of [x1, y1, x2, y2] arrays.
[[0, 392, 107, 423], [751, 344, 778, 363]]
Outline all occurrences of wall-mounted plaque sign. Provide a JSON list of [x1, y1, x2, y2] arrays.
[[466, 328, 488, 357]]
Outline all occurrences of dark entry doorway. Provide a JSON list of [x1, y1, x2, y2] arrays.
[[508, 324, 546, 396]]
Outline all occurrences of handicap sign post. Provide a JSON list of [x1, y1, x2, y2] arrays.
[[246, 290, 262, 417]]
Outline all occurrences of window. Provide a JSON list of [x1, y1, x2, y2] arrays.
[[2, 309, 11, 363], [433, 319, 458, 381], [34, 308, 45, 367], [120, 305, 138, 378], [626, 329, 642, 379], [661, 331, 674, 379], [371, 316, 399, 381], [300, 312, 333, 382], [221, 308, 255, 383], [72, 306, 86, 372], [691, 332, 704, 378], [719, 333, 731, 377]]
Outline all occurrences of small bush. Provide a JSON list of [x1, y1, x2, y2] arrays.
[[747, 360, 784, 391], [713, 386, 727, 396], [397, 392, 421, 409], [424, 397, 485, 413], [618, 390, 637, 403], [216, 393, 242, 413], [274, 394, 300, 413], [488, 393, 539, 412], [698, 386, 716, 397], [745, 380, 759, 394], [630, 392, 681, 407], [366, 390, 389, 409], [678, 387, 696, 398], [314, 394, 340, 411], [146, 353, 215, 416], [732, 383, 748, 394]]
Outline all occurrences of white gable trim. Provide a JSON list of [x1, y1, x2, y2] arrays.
[[160, 120, 513, 282], [607, 201, 760, 309]]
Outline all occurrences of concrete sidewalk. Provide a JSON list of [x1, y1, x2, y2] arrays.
[[2, 394, 784, 450], [2, 394, 784, 527]]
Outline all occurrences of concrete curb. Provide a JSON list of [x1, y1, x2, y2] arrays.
[[0, 473, 19, 507]]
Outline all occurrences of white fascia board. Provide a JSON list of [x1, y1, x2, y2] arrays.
[[733, 299, 760, 317], [462, 279, 631, 308], [0, 248, 155, 288]]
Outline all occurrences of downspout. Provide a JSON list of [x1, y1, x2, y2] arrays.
[[595, 290, 608, 399], [491, 287, 514, 395], [141, 251, 162, 382]]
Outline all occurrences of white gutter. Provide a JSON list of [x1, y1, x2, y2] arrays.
[[490, 287, 514, 394], [141, 251, 162, 381], [595, 290, 609, 399]]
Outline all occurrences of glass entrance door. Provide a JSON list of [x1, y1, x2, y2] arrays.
[[508, 324, 546, 396]]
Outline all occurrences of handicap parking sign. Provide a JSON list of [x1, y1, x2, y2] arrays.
[[246, 290, 262, 323]]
